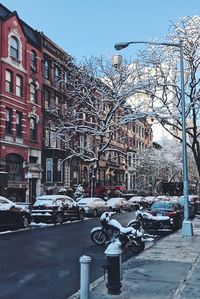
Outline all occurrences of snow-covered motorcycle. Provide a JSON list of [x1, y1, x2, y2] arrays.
[[128, 210, 175, 231], [91, 212, 145, 254]]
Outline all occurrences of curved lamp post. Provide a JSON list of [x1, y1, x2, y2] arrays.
[[114, 40, 193, 237]]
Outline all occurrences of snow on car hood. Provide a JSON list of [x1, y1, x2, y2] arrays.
[[0, 202, 13, 210]]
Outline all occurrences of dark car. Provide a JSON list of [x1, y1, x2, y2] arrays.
[[0, 196, 30, 229], [31, 195, 84, 224], [148, 200, 183, 230]]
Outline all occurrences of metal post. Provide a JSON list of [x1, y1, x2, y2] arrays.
[[179, 40, 193, 236], [79, 255, 91, 299], [114, 39, 193, 237]]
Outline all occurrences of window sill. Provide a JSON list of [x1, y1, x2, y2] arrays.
[[10, 57, 21, 64]]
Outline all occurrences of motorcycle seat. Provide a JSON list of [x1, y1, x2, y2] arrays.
[[120, 226, 134, 234]]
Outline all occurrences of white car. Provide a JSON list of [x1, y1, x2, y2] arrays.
[[107, 197, 134, 212], [77, 197, 108, 217], [128, 196, 145, 209]]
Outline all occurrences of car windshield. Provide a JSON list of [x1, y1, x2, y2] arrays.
[[34, 199, 55, 206], [78, 198, 95, 204], [107, 198, 122, 204], [150, 201, 175, 210]]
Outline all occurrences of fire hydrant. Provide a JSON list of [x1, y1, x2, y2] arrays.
[[104, 240, 122, 294]]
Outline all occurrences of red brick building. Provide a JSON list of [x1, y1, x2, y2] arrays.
[[0, 4, 43, 202]]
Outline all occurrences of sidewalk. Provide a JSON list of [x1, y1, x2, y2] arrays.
[[70, 217, 200, 299]]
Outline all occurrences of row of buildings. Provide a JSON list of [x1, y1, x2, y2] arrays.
[[0, 4, 153, 203]]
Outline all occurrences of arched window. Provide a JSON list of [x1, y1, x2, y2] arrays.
[[31, 50, 37, 71], [10, 36, 19, 60]]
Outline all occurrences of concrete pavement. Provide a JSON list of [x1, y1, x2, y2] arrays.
[[69, 216, 200, 299]]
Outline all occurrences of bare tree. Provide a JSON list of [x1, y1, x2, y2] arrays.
[[136, 142, 182, 195], [137, 16, 200, 178], [52, 56, 152, 194]]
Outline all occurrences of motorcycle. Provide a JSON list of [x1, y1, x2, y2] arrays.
[[91, 212, 145, 254], [128, 209, 174, 231]]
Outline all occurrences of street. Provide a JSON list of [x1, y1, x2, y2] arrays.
[[0, 211, 168, 299]]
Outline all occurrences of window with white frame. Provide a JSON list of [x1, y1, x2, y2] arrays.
[[16, 111, 23, 137], [57, 159, 63, 182], [5, 108, 13, 135], [6, 70, 13, 93], [46, 158, 53, 183], [30, 118, 37, 141], [44, 59, 50, 79], [10, 36, 19, 60], [30, 83, 37, 103], [16, 75, 23, 97], [31, 50, 37, 71], [54, 65, 61, 83]]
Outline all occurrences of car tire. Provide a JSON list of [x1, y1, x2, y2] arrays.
[[93, 209, 98, 217], [78, 210, 84, 221], [21, 215, 29, 228], [118, 207, 123, 214], [55, 213, 64, 224], [130, 205, 134, 212]]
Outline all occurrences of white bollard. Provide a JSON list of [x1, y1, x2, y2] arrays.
[[79, 255, 91, 299]]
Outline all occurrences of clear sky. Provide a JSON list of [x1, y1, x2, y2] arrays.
[[1, 0, 200, 63]]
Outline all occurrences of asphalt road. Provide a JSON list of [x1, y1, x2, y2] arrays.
[[0, 211, 163, 299]]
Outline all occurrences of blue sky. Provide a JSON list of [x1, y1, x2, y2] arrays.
[[1, 0, 200, 62]]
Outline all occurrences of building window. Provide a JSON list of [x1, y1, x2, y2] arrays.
[[54, 65, 61, 83], [16, 112, 23, 137], [30, 118, 37, 141], [46, 158, 53, 183], [57, 159, 63, 182], [6, 154, 24, 181], [44, 59, 50, 79], [6, 70, 13, 93], [31, 50, 37, 71], [44, 89, 51, 109], [30, 83, 37, 103], [10, 36, 19, 60], [16, 75, 23, 97], [5, 108, 13, 135]]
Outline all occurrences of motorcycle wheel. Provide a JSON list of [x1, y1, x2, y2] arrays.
[[91, 229, 107, 246], [128, 238, 145, 254]]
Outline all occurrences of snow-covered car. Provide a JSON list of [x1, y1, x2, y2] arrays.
[[107, 197, 134, 213], [148, 200, 183, 230], [0, 196, 31, 229], [77, 197, 108, 217], [156, 195, 171, 201], [128, 196, 145, 209], [144, 196, 157, 207], [31, 195, 84, 224]]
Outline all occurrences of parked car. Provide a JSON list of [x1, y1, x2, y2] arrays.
[[77, 197, 108, 217], [0, 196, 30, 229], [128, 196, 145, 210], [178, 195, 199, 218], [31, 195, 84, 224], [107, 197, 134, 213], [144, 196, 157, 207], [14, 202, 32, 212], [156, 195, 171, 201], [148, 200, 183, 230]]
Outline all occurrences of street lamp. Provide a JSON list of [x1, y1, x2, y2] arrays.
[[114, 40, 193, 237]]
